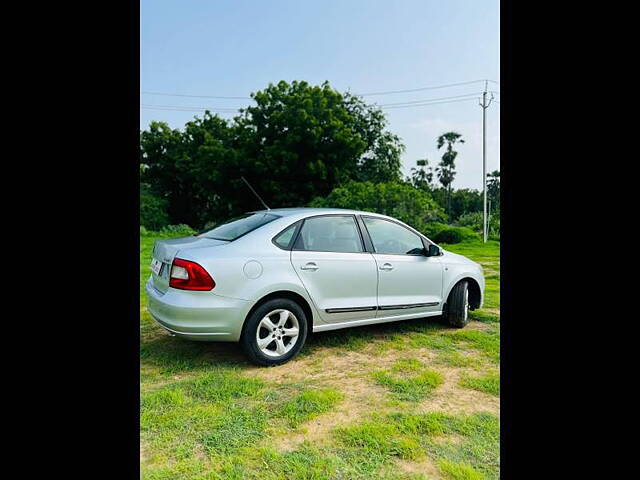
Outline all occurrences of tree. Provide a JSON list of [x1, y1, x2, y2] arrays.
[[436, 131, 465, 217], [140, 114, 238, 227], [429, 187, 482, 222], [140, 81, 408, 229], [233, 81, 404, 209], [409, 158, 434, 191], [487, 170, 500, 211], [450, 188, 482, 220], [309, 180, 447, 234], [341, 93, 404, 183]]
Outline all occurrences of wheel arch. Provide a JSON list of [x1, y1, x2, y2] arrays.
[[241, 290, 315, 339], [444, 276, 483, 311]]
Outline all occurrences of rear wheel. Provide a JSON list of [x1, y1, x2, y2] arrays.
[[444, 281, 470, 328], [240, 298, 308, 366]]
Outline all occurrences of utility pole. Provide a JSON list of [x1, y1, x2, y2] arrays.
[[479, 81, 494, 243]]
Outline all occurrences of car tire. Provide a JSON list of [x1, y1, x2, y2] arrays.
[[444, 281, 470, 328], [240, 298, 308, 366]]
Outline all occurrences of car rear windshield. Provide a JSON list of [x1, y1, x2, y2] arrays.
[[198, 213, 280, 241]]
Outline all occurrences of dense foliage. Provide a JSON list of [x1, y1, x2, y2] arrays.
[[487, 170, 500, 210], [309, 181, 446, 235], [431, 188, 483, 222], [456, 211, 500, 238], [140, 79, 500, 239], [140, 81, 403, 229], [140, 192, 170, 230], [409, 158, 487, 222]]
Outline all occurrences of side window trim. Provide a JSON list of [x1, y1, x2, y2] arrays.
[[355, 215, 375, 252], [361, 215, 429, 256], [272, 220, 303, 251], [291, 214, 367, 254]]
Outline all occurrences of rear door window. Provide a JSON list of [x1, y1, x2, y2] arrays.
[[294, 216, 364, 253]]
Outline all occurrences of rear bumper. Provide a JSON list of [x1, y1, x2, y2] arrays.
[[145, 279, 252, 342]]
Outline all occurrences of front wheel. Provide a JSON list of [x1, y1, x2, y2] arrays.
[[444, 281, 470, 328], [240, 298, 308, 366]]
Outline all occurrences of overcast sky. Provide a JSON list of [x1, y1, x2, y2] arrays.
[[140, 0, 500, 191]]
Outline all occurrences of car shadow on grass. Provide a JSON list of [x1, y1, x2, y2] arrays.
[[302, 315, 453, 354], [140, 315, 486, 371], [140, 334, 250, 372]]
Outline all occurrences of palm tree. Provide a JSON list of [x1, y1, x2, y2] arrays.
[[410, 158, 434, 191], [436, 132, 464, 217]]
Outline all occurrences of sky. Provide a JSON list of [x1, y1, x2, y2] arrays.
[[140, 0, 499, 190]]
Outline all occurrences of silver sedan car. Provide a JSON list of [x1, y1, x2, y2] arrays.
[[146, 208, 485, 366]]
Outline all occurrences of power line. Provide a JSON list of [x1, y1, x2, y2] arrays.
[[140, 96, 500, 113], [141, 103, 241, 112], [141, 91, 251, 100], [377, 92, 484, 107], [140, 79, 500, 100], [380, 97, 480, 110], [354, 79, 496, 96], [140, 96, 487, 113], [140, 89, 502, 113]]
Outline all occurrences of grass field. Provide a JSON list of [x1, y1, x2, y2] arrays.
[[140, 234, 500, 479]]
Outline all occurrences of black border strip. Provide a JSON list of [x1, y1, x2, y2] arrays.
[[325, 302, 439, 313], [325, 306, 377, 313], [378, 302, 439, 310]]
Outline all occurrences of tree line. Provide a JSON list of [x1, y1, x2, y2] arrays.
[[140, 80, 499, 237]]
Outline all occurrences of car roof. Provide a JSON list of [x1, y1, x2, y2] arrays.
[[248, 207, 389, 218]]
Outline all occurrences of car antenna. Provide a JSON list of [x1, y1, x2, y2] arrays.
[[241, 176, 270, 211]]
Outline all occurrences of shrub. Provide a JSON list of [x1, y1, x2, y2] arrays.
[[433, 226, 480, 244], [433, 228, 463, 244], [422, 222, 449, 240], [309, 181, 447, 234], [456, 210, 500, 239], [455, 211, 483, 231], [160, 224, 197, 236], [140, 193, 170, 230]]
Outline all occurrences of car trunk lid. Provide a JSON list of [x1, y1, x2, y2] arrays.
[[149, 236, 227, 294]]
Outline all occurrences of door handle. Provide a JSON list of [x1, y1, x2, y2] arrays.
[[301, 262, 319, 271], [379, 263, 394, 271]]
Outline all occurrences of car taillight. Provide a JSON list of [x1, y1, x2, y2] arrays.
[[169, 258, 215, 291]]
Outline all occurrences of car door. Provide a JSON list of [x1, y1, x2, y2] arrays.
[[360, 216, 443, 318], [291, 215, 378, 324]]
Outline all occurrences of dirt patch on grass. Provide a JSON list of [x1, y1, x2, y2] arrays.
[[466, 321, 493, 331], [417, 366, 499, 416], [250, 346, 499, 451], [396, 457, 443, 479], [247, 348, 400, 384], [276, 376, 386, 451], [251, 350, 394, 451]]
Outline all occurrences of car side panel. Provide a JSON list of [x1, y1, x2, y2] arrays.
[[290, 250, 379, 323], [176, 240, 327, 327]]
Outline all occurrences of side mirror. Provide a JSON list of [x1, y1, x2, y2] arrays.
[[427, 244, 441, 257]]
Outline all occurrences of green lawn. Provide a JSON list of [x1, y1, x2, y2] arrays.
[[140, 234, 500, 479]]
